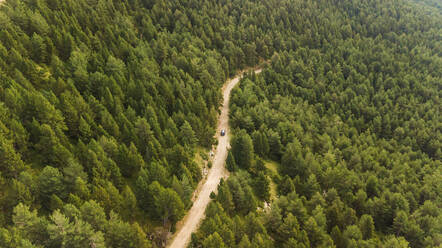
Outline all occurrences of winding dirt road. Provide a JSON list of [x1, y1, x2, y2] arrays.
[[168, 68, 262, 248]]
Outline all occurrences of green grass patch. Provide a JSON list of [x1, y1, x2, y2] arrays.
[[264, 160, 279, 200], [264, 160, 279, 175]]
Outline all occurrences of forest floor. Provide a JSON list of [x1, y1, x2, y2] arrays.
[[167, 67, 262, 248]]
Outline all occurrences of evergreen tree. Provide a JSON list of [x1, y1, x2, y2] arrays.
[[152, 183, 185, 226], [47, 210, 106, 248], [80, 200, 107, 232], [238, 235, 252, 248], [226, 150, 237, 172], [217, 182, 235, 214], [231, 130, 254, 170], [121, 186, 137, 220], [252, 131, 269, 158], [359, 214, 375, 240], [281, 141, 307, 179], [278, 175, 295, 195], [0, 135, 26, 178], [180, 121, 197, 147], [253, 172, 270, 201], [38, 166, 64, 208], [202, 232, 226, 248]]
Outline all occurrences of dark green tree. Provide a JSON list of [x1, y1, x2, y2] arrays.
[[253, 172, 270, 201], [180, 121, 197, 147], [359, 214, 375, 240], [281, 141, 307, 179], [203, 232, 226, 248], [226, 149, 237, 172], [231, 130, 254, 170], [38, 166, 64, 208]]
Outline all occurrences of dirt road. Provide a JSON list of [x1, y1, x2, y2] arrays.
[[168, 68, 262, 248]]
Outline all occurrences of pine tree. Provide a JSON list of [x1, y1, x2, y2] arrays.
[[343, 225, 363, 247], [49, 194, 64, 211], [63, 159, 87, 192], [0, 134, 26, 178], [359, 214, 375, 240], [106, 212, 142, 248], [12, 203, 40, 235], [180, 121, 197, 147], [135, 169, 151, 210], [181, 175, 193, 206], [47, 210, 106, 248], [253, 172, 270, 201], [231, 130, 254, 170], [226, 150, 237, 172], [242, 186, 257, 214], [78, 117, 92, 141], [38, 166, 64, 208], [252, 131, 269, 158], [276, 213, 300, 243], [203, 232, 226, 248], [238, 235, 252, 248], [278, 175, 295, 195], [281, 141, 307, 179], [331, 226, 344, 248], [80, 200, 107, 232], [31, 33, 47, 63], [121, 186, 137, 220], [151, 183, 184, 226], [217, 183, 234, 214]]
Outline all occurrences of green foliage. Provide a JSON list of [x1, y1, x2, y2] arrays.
[[0, 0, 287, 240], [231, 130, 254, 170], [278, 175, 295, 196], [180, 121, 198, 147], [195, 0, 441, 247], [203, 232, 226, 248], [0, 0, 440, 246], [105, 212, 150, 248], [359, 214, 375, 240], [47, 210, 105, 248], [38, 166, 64, 209], [4, 202, 151, 248], [226, 150, 237, 172], [253, 172, 270, 202], [149, 181, 185, 226], [252, 131, 269, 158], [281, 140, 307, 179], [0, 133, 26, 178]]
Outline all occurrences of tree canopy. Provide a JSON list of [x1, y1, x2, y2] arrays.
[[192, 0, 441, 247], [0, 0, 440, 247]]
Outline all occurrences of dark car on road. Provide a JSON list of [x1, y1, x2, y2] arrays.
[[220, 129, 226, 136]]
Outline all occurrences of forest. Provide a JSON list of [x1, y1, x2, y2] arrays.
[[0, 0, 440, 247], [0, 0, 286, 246], [190, 0, 441, 248]]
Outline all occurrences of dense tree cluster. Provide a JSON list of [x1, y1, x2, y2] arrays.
[[0, 0, 325, 246], [0, 0, 440, 246], [192, 0, 441, 247], [1, 201, 151, 248]]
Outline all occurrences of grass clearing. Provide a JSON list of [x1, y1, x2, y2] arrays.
[[264, 160, 279, 200]]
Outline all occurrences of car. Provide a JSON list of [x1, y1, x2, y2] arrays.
[[220, 129, 226, 136]]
